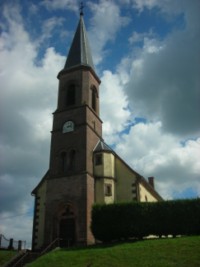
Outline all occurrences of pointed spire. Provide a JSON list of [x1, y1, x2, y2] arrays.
[[80, 1, 84, 16], [63, 11, 95, 71]]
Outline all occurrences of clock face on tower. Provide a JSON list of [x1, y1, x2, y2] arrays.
[[62, 121, 74, 133]]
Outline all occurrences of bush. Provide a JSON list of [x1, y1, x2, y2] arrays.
[[91, 199, 200, 242]]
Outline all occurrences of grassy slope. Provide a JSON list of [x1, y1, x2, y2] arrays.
[[26, 236, 200, 267], [0, 250, 17, 266]]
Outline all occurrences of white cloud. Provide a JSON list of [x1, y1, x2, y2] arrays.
[[39, 17, 65, 45], [100, 70, 131, 143], [129, 31, 146, 44], [124, 0, 200, 138], [41, 0, 79, 12], [132, 0, 164, 11], [115, 122, 200, 199], [88, 0, 130, 65], [112, 0, 200, 198], [0, 3, 64, 245]]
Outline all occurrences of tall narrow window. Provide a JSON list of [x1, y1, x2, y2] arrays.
[[68, 149, 76, 171], [91, 86, 97, 111], [95, 154, 102, 165], [66, 84, 76, 106], [61, 152, 67, 172], [105, 184, 112, 196]]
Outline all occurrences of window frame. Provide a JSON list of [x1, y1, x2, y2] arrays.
[[91, 86, 98, 111], [66, 84, 76, 106], [105, 183, 112, 196], [95, 153, 103, 166]]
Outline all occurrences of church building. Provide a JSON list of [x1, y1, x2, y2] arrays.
[[31, 11, 162, 250]]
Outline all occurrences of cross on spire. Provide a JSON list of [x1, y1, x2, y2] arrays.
[[80, 1, 84, 16]]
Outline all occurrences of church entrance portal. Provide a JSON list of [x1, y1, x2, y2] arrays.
[[59, 204, 76, 247], [59, 218, 75, 247]]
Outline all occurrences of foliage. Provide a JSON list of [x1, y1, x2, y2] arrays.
[[91, 199, 200, 242]]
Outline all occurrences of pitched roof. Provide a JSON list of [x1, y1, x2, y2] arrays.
[[93, 139, 163, 201], [64, 14, 95, 71], [31, 170, 49, 195], [94, 140, 114, 153]]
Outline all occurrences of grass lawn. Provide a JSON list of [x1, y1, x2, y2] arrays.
[[26, 236, 200, 267], [0, 250, 17, 266]]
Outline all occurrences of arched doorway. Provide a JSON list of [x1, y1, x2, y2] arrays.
[[59, 204, 76, 247]]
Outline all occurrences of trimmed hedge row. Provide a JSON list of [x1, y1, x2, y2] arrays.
[[91, 199, 200, 242]]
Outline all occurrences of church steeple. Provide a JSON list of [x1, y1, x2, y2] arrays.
[[32, 10, 102, 250], [63, 13, 95, 72], [31, 6, 162, 251]]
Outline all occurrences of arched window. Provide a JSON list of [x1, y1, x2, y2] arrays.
[[91, 86, 97, 111], [68, 149, 76, 171], [95, 153, 102, 165], [66, 84, 76, 106], [61, 152, 67, 172], [60, 150, 76, 173]]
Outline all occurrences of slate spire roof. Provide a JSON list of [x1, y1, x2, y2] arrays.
[[64, 13, 95, 71], [94, 140, 114, 153]]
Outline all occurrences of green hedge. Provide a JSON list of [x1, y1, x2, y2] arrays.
[[91, 199, 200, 242]]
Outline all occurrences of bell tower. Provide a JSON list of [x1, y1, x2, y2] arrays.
[[32, 12, 102, 249]]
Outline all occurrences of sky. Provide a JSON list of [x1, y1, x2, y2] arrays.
[[0, 0, 200, 249]]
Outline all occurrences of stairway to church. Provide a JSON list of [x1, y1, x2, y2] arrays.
[[3, 238, 61, 267], [3, 250, 39, 267]]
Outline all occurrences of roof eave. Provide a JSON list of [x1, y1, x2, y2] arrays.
[[57, 64, 101, 84]]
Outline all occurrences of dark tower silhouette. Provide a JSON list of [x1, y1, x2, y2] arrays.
[[32, 12, 102, 249], [32, 8, 163, 251]]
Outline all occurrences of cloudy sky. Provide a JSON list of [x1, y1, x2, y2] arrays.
[[0, 0, 200, 248]]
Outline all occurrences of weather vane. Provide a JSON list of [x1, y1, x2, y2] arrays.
[[80, 1, 84, 16]]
